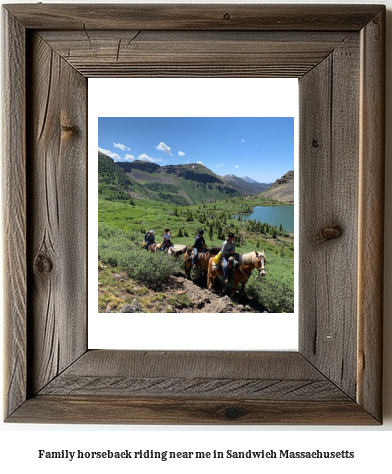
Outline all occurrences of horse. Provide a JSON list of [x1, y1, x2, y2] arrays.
[[207, 250, 266, 297], [148, 243, 186, 260], [184, 246, 221, 279]]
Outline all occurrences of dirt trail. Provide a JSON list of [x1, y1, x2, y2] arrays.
[[99, 267, 267, 313]]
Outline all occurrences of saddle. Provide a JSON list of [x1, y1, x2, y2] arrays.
[[187, 246, 205, 260], [214, 255, 238, 273]]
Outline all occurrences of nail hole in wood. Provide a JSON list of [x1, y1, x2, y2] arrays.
[[312, 139, 319, 148], [223, 13, 231, 21]]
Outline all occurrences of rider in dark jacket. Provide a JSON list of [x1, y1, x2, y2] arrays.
[[192, 229, 206, 268], [144, 230, 155, 250]]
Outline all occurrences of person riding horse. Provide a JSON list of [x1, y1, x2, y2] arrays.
[[220, 232, 236, 283], [143, 230, 155, 250], [160, 228, 174, 252], [192, 229, 206, 268]]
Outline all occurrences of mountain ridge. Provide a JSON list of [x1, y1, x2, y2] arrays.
[[98, 150, 291, 205], [260, 170, 294, 203]]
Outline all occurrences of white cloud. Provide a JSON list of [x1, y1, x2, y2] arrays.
[[235, 165, 240, 168], [98, 147, 121, 161], [137, 154, 162, 163], [178, 151, 185, 157], [124, 154, 135, 161], [197, 161, 204, 165], [216, 163, 224, 168], [241, 139, 245, 143], [155, 142, 173, 156], [113, 142, 130, 151]]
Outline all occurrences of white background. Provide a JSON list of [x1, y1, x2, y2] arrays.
[[1, 1, 391, 473]]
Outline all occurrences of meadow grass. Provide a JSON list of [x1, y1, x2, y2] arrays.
[[98, 193, 295, 312]]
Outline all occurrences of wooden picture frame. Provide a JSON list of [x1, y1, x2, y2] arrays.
[[3, 4, 385, 424]]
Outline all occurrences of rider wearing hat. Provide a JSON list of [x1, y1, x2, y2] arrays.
[[192, 229, 206, 268], [220, 232, 236, 282]]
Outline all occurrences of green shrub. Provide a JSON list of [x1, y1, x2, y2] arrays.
[[126, 251, 180, 287], [99, 224, 181, 287], [245, 255, 294, 313]]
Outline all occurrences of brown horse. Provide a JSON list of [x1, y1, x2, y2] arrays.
[[207, 250, 266, 297], [184, 246, 221, 279]]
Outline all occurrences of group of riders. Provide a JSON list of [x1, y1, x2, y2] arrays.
[[143, 228, 237, 283], [142, 228, 174, 253]]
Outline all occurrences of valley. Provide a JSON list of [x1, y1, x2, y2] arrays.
[[97, 151, 295, 314]]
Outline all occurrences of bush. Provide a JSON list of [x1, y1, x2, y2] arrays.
[[98, 223, 181, 287], [126, 251, 180, 287], [245, 255, 294, 313]]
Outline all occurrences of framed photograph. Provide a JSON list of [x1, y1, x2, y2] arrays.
[[3, 4, 384, 424]]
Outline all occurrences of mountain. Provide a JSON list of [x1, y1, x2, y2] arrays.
[[98, 151, 155, 201], [120, 161, 228, 185], [99, 155, 240, 205], [260, 170, 294, 203], [99, 150, 281, 205], [240, 176, 260, 184], [221, 174, 271, 196]]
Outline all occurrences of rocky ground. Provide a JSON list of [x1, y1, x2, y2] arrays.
[[98, 265, 268, 314]]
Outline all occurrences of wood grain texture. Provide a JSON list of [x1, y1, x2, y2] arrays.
[[58, 350, 326, 379], [9, 396, 378, 425], [2, 9, 27, 419], [357, 9, 385, 422], [4, 4, 384, 31], [38, 351, 346, 400], [38, 30, 358, 78], [299, 40, 360, 400], [27, 33, 87, 395]]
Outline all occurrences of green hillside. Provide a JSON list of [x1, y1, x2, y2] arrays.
[[117, 160, 239, 205], [98, 151, 154, 202]]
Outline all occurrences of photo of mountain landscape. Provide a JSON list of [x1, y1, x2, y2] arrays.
[[98, 117, 294, 314]]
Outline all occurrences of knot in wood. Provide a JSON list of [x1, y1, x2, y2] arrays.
[[315, 225, 342, 245], [223, 13, 231, 21], [223, 405, 244, 420], [312, 139, 319, 148], [34, 252, 53, 274], [61, 124, 77, 134]]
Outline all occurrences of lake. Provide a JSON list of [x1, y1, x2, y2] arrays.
[[234, 205, 294, 233]]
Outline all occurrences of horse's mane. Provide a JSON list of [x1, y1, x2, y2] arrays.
[[238, 251, 261, 265]]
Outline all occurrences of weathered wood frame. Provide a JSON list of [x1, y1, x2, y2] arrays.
[[3, 4, 385, 424]]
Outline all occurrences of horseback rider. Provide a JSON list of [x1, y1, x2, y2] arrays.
[[192, 229, 206, 269], [143, 230, 155, 250], [220, 232, 236, 283], [160, 228, 174, 252]]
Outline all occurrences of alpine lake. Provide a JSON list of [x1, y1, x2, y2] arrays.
[[233, 205, 294, 234]]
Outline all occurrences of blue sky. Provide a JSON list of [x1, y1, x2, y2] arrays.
[[98, 117, 294, 183]]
